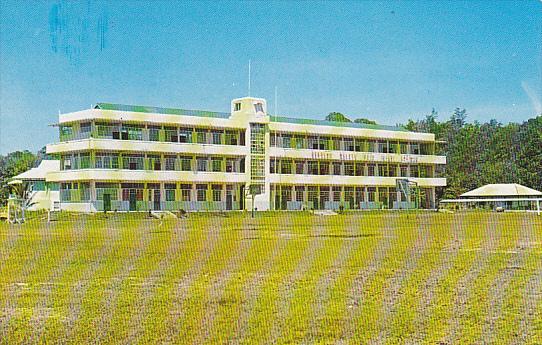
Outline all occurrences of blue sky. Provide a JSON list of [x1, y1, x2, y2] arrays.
[[1, 0, 541, 154]]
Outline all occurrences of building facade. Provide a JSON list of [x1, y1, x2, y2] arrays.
[[46, 97, 446, 212]]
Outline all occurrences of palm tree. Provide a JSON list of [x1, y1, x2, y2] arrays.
[[8, 181, 37, 222]]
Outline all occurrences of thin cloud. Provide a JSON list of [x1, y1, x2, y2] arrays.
[[521, 81, 542, 115]]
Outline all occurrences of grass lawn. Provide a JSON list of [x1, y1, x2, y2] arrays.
[[0, 211, 541, 344]]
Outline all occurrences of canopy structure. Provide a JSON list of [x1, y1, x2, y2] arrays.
[[11, 160, 60, 181], [441, 183, 542, 215], [460, 183, 542, 198]]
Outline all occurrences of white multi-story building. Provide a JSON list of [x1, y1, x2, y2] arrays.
[[45, 97, 446, 212]]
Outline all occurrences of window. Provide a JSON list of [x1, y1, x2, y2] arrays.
[[355, 163, 364, 176], [308, 161, 319, 175], [196, 129, 207, 144], [344, 162, 354, 176], [164, 127, 178, 142], [295, 135, 306, 149], [165, 155, 176, 171], [295, 161, 304, 174], [148, 125, 161, 141], [196, 184, 207, 201], [354, 139, 363, 152], [410, 143, 422, 155], [59, 125, 73, 140], [80, 122, 91, 134], [165, 184, 176, 202], [400, 165, 408, 177], [181, 184, 191, 201], [270, 159, 276, 174], [319, 161, 330, 175], [333, 187, 341, 202], [148, 155, 161, 170], [225, 130, 238, 145], [212, 184, 222, 201], [319, 136, 330, 150], [295, 186, 305, 202], [332, 137, 342, 151], [121, 124, 143, 140], [211, 158, 223, 172], [378, 164, 389, 177], [211, 131, 222, 145], [367, 164, 376, 176], [80, 153, 90, 169], [254, 103, 264, 113], [179, 128, 192, 143], [95, 122, 117, 139], [234, 102, 241, 111], [63, 156, 72, 170], [333, 162, 342, 175], [344, 138, 354, 151], [281, 160, 292, 174], [180, 156, 192, 171], [226, 158, 237, 173], [197, 157, 208, 172], [123, 155, 144, 170], [96, 152, 119, 169], [308, 136, 319, 150]]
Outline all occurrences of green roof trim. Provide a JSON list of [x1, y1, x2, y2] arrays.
[[270, 116, 407, 132], [94, 102, 407, 131], [94, 103, 230, 119]]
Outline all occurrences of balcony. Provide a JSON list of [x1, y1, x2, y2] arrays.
[[47, 138, 249, 156], [269, 174, 446, 187], [47, 169, 247, 183], [269, 147, 446, 165]]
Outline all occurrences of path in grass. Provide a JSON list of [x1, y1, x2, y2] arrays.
[[218, 213, 297, 344], [136, 215, 224, 343], [27, 216, 93, 341], [519, 215, 542, 343], [172, 216, 257, 344], [240, 213, 317, 343], [480, 214, 537, 342], [347, 213, 421, 343], [201, 214, 283, 344], [271, 217, 350, 344], [420, 213, 492, 343], [101, 219, 183, 343], [405, 212, 466, 343], [136, 216, 214, 343], [304, 214, 375, 341], [67, 217, 152, 343], [452, 214, 520, 343], [306, 213, 386, 342], [0, 218, 74, 342], [120, 220, 191, 343], [380, 213, 453, 343], [39, 218, 117, 342]]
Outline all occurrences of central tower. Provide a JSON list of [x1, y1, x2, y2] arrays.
[[230, 97, 271, 211]]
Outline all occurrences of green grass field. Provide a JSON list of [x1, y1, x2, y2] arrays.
[[0, 211, 541, 344]]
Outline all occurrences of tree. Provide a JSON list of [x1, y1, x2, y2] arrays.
[[0, 150, 37, 206], [325, 112, 352, 122], [354, 118, 377, 125]]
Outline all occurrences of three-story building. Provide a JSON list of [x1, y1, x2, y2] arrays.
[[46, 97, 446, 212]]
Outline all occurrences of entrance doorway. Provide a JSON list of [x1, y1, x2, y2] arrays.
[[129, 190, 137, 211], [103, 194, 111, 212], [153, 189, 161, 211]]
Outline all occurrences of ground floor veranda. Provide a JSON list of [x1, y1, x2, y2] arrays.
[[57, 181, 437, 212]]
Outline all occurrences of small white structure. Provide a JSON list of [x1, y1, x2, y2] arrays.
[[441, 183, 542, 215], [10, 160, 61, 211], [460, 184, 542, 199]]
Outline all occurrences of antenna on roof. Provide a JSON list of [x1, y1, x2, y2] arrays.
[[274, 86, 278, 118], [248, 59, 251, 97]]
